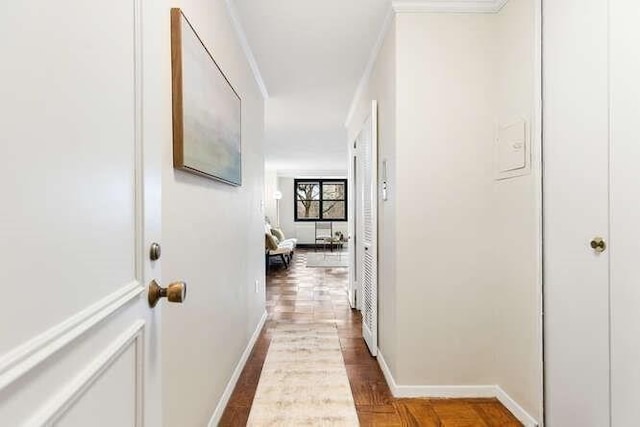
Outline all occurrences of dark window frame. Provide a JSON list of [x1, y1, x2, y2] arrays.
[[294, 178, 348, 222]]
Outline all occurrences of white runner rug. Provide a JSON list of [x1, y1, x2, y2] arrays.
[[247, 323, 359, 426]]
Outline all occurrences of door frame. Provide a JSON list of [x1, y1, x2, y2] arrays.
[[533, 0, 544, 421], [347, 139, 358, 309], [356, 100, 378, 357]]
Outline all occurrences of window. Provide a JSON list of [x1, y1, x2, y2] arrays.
[[294, 179, 347, 222]]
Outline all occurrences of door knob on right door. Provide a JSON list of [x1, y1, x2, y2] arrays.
[[590, 237, 607, 253]]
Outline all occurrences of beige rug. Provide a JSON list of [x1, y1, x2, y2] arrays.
[[247, 323, 359, 426], [306, 252, 349, 268]]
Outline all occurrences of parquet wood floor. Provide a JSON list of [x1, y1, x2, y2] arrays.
[[220, 250, 522, 426]]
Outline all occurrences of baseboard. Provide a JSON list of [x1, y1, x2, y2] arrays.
[[376, 349, 398, 394], [208, 310, 268, 426], [495, 386, 539, 427], [395, 384, 497, 398], [376, 348, 538, 427]]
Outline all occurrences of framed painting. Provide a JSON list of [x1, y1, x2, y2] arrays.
[[171, 8, 242, 186]]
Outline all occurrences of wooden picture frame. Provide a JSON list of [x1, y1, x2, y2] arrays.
[[171, 8, 242, 186]]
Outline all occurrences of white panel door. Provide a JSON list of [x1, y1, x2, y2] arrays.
[[610, 0, 640, 425], [360, 101, 378, 357], [0, 0, 164, 425], [543, 0, 611, 425]]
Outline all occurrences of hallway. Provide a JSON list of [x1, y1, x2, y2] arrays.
[[4, 0, 640, 423], [220, 250, 522, 426]]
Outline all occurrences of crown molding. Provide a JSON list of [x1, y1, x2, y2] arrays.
[[344, 6, 394, 127], [392, 0, 508, 13], [225, 0, 269, 99]]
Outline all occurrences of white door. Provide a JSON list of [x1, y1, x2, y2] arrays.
[[544, 0, 640, 425], [0, 1, 166, 425], [609, 0, 640, 425], [359, 101, 378, 357], [543, 0, 610, 424]]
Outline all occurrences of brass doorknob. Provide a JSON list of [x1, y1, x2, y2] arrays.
[[590, 237, 606, 253], [148, 280, 187, 308]]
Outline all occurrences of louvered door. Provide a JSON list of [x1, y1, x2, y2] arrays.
[[360, 101, 378, 357]]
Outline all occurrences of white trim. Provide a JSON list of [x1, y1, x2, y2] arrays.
[[208, 310, 268, 426], [377, 349, 538, 426], [376, 346, 398, 393], [395, 385, 496, 398], [0, 281, 144, 391], [347, 143, 357, 309], [495, 0, 510, 13], [224, 0, 269, 99], [344, 7, 393, 128], [532, 0, 544, 422], [133, 0, 144, 286], [392, 0, 508, 14], [496, 386, 539, 427], [26, 320, 145, 426]]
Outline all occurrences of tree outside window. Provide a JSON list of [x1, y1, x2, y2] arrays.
[[294, 179, 347, 221]]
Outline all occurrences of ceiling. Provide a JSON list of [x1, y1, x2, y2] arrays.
[[232, 0, 391, 172]]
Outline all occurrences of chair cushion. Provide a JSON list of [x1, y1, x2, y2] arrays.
[[278, 241, 295, 251], [271, 228, 285, 242], [268, 247, 290, 256], [280, 238, 297, 248], [265, 233, 279, 251]]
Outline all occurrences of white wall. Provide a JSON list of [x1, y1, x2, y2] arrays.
[[396, 5, 541, 418], [347, 16, 398, 377], [491, 0, 542, 418], [278, 176, 296, 239], [157, 0, 266, 425], [264, 168, 278, 225], [346, 1, 541, 422], [395, 10, 498, 386]]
